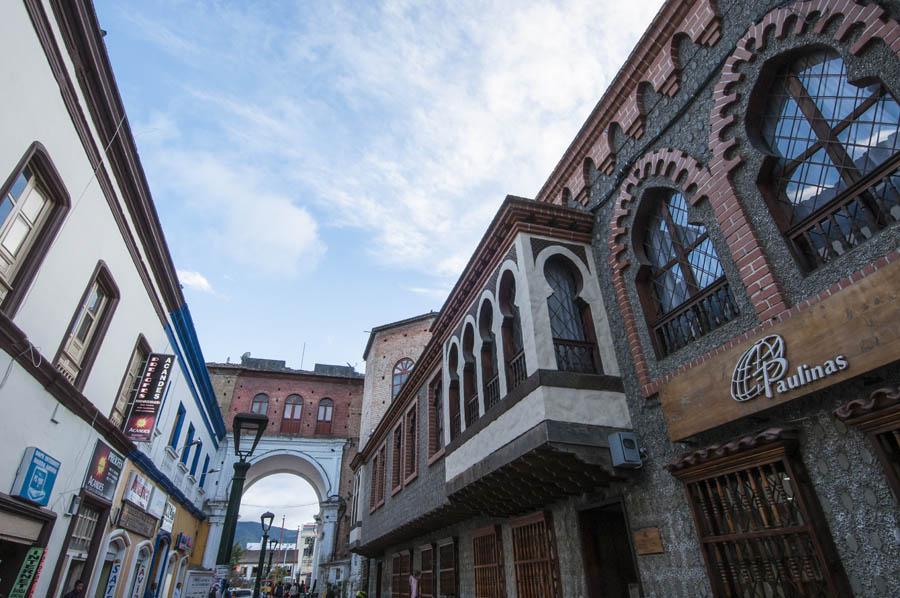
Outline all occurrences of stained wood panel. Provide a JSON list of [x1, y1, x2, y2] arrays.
[[660, 259, 900, 440]]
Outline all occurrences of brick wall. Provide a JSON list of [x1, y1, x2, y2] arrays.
[[360, 316, 435, 449]]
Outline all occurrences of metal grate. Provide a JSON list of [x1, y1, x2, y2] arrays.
[[553, 338, 599, 373], [484, 374, 500, 411], [762, 50, 900, 270], [70, 504, 100, 553], [473, 527, 505, 598], [438, 542, 456, 597], [429, 379, 444, 456], [682, 456, 843, 597], [653, 278, 738, 355], [511, 512, 560, 598], [465, 392, 479, 428], [449, 383, 461, 441]]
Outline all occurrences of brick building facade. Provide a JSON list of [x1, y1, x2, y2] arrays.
[[207, 355, 364, 587], [350, 1, 900, 597]]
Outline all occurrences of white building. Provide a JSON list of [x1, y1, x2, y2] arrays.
[[0, 2, 225, 597]]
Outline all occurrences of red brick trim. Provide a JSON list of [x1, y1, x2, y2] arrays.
[[607, 148, 789, 397], [709, 0, 900, 177], [543, 0, 720, 205]]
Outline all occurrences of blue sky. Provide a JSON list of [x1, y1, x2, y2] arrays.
[[95, 0, 662, 527], [95, 0, 661, 372]]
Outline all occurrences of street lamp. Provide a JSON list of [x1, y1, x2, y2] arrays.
[[216, 412, 268, 568], [266, 540, 279, 578], [253, 511, 275, 598]]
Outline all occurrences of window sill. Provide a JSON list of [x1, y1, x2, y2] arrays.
[[391, 484, 402, 497], [198, 487, 206, 496], [153, 428, 162, 438], [165, 446, 178, 460], [187, 475, 197, 485], [403, 471, 418, 486], [177, 462, 189, 472], [427, 448, 445, 466]]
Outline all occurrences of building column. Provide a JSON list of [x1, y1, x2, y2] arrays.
[[202, 500, 228, 569]]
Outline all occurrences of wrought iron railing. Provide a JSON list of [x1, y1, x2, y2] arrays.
[[553, 338, 601, 373], [653, 278, 738, 356], [464, 393, 479, 428], [506, 349, 527, 392], [484, 375, 500, 411]]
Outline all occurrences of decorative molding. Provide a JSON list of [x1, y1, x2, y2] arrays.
[[536, 0, 721, 205], [834, 385, 900, 423], [666, 427, 797, 472], [709, 0, 900, 177]]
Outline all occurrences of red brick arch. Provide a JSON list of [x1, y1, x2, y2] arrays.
[[709, 0, 900, 175], [606, 147, 789, 397]]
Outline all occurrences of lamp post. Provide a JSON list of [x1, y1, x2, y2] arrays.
[[253, 511, 275, 598], [216, 412, 268, 568], [266, 540, 279, 578]]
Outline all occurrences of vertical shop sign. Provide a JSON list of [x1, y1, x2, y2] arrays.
[[103, 559, 122, 598], [9, 546, 44, 598], [124, 353, 174, 442]]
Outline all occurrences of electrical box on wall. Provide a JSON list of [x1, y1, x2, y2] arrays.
[[609, 431, 642, 468]]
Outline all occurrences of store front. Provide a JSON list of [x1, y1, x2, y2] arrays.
[[0, 446, 60, 596]]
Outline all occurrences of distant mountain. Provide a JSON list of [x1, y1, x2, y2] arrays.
[[234, 521, 300, 547]]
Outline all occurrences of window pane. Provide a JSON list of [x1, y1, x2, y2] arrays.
[[797, 52, 875, 126], [837, 96, 900, 173], [9, 168, 31, 201], [783, 148, 843, 220], [1, 218, 30, 256], [688, 239, 724, 288], [75, 312, 96, 343], [20, 185, 47, 222], [86, 286, 105, 314], [0, 195, 14, 227], [544, 259, 585, 341]]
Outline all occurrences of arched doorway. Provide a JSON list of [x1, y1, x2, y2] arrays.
[[91, 531, 129, 597]]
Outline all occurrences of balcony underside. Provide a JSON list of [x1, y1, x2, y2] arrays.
[[353, 420, 628, 557]]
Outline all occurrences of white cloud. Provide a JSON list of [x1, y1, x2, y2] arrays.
[[119, 0, 661, 283], [177, 269, 214, 293]]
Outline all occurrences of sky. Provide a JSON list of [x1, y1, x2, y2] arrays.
[[239, 473, 319, 532], [94, 0, 664, 373]]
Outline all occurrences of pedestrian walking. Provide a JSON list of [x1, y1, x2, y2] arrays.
[[63, 580, 86, 598]]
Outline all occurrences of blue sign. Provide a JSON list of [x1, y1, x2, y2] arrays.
[[11, 447, 60, 507]]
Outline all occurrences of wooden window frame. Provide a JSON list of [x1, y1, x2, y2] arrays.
[[835, 387, 900, 502], [668, 432, 850, 597], [510, 511, 562, 598], [280, 394, 303, 435], [251, 393, 269, 416], [419, 543, 436, 598], [391, 421, 404, 495], [392, 357, 415, 399], [54, 260, 120, 391], [109, 333, 150, 429], [370, 442, 387, 513], [404, 401, 418, 484], [315, 397, 334, 435], [0, 142, 70, 318], [391, 550, 411, 598], [368, 452, 379, 512], [473, 524, 506, 598], [428, 375, 445, 464], [437, 538, 458, 598]]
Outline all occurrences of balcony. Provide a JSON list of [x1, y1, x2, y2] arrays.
[[553, 338, 600, 373], [483, 375, 500, 411], [506, 349, 527, 392], [652, 278, 737, 356]]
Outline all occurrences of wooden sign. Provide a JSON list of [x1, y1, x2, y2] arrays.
[[633, 527, 664, 555], [660, 259, 900, 440]]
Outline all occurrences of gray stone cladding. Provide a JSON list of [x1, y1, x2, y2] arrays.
[[583, 1, 900, 596]]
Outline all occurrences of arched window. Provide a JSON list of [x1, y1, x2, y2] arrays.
[[759, 49, 900, 269], [640, 190, 737, 355], [315, 398, 333, 435], [499, 271, 526, 391], [251, 393, 268, 415], [392, 358, 414, 399], [447, 345, 461, 441], [478, 300, 500, 411], [544, 256, 601, 373], [462, 324, 478, 427], [280, 394, 303, 435]]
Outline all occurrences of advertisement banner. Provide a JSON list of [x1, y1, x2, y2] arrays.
[[10, 447, 60, 507], [124, 471, 153, 511], [124, 353, 175, 442], [161, 500, 176, 532], [147, 485, 166, 518], [83, 440, 124, 502], [8, 547, 43, 598]]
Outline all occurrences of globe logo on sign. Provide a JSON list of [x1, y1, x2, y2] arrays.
[[731, 334, 788, 402]]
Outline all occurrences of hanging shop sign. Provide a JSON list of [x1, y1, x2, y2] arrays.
[[160, 500, 176, 532], [124, 471, 153, 511], [10, 447, 60, 507], [83, 440, 124, 502], [118, 502, 158, 538], [124, 353, 175, 442], [175, 532, 194, 553], [8, 546, 43, 598], [660, 258, 900, 440]]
